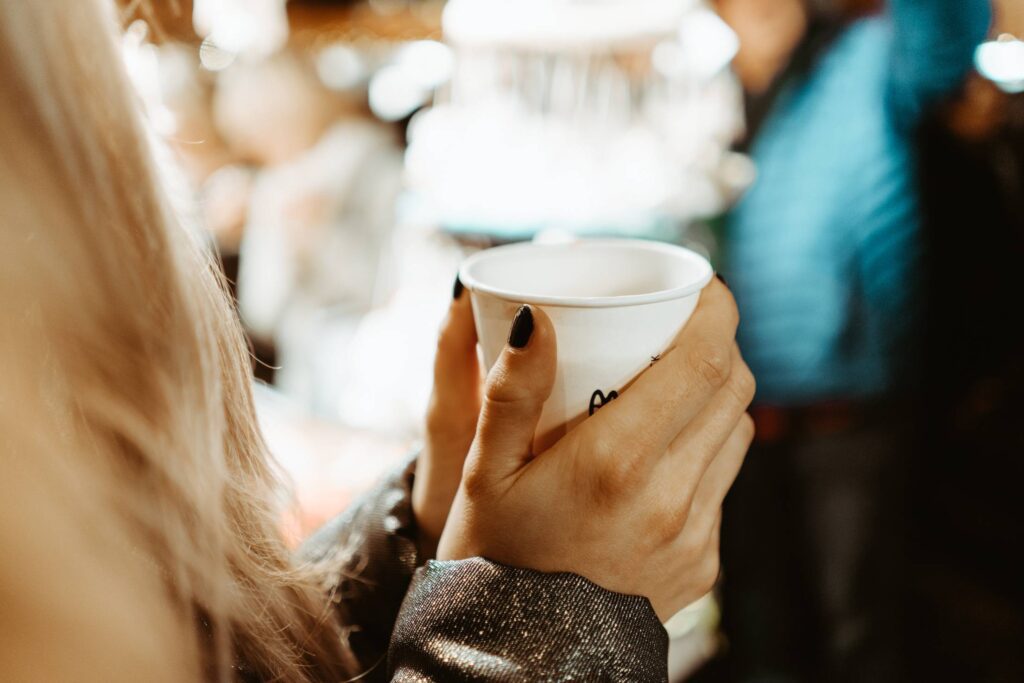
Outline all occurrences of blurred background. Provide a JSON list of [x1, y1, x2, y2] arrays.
[[116, 0, 1022, 680]]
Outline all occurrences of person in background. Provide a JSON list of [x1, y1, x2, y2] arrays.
[[912, 5, 1024, 676], [0, 2, 755, 681], [710, 0, 991, 681]]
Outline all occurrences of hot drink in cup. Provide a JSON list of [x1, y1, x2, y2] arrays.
[[459, 239, 713, 452]]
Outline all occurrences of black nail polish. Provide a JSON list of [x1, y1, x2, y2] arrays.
[[507, 305, 534, 349], [452, 275, 465, 300], [716, 272, 729, 287]]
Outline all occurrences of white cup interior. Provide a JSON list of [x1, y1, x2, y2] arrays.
[[460, 239, 712, 307]]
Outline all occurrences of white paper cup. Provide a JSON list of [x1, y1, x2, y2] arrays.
[[460, 239, 713, 452]]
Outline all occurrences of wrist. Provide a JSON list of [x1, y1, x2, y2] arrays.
[[411, 454, 461, 560]]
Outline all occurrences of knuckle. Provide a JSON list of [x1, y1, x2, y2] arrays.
[[590, 468, 622, 505], [708, 525, 722, 555], [727, 363, 757, 407], [698, 556, 721, 594], [679, 528, 706, 559], [588, 444, 644, 503], [722, 289, 740, 329], [587, 435, 615, 462], [709, 280, 740, 327], [483, 364, 537, 408], [738, 412, 756, 445], [460, 458, 490, 498], [602, 447, 647, 490], [658, 505, 689, 543], [690, 343, 731, 390]]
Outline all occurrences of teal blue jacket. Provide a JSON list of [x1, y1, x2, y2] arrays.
[[726, 0, 991, 404]]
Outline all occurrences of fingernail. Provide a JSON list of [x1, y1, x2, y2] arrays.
[[452, 274, 465, 300], [716, 272, 729, 288], [507, 305, 534, 349]]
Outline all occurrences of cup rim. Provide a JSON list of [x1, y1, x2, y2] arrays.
[[459, 238, 714, 309]]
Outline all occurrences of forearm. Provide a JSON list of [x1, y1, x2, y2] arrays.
[[299, 455, 421, 682], [298, 464, 671, 682], [388, 558, 669, 682]]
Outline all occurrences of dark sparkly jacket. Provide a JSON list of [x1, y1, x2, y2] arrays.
[[299, 458, 670, 682]]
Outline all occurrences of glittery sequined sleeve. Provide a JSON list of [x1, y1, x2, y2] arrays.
[[300, 455, 421, 682], [388, 558, 670, 682]]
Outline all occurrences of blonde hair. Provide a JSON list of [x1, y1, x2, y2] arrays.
[[0, 1, 353, 680]]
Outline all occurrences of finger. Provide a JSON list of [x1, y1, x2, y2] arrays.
[[469, 305, 557, 483], [593, 278, 740, 454], [675, 411, 753, 540], [664, 507, 724, 616], [426, 277, 482, 439], [661, 345, 755, 497]]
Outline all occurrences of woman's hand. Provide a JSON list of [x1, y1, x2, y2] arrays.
[[437, 279, 755, 620], [412, 279, 482, 558]]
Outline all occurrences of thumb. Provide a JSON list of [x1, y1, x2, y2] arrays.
[[471, 305, 557, 482]]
